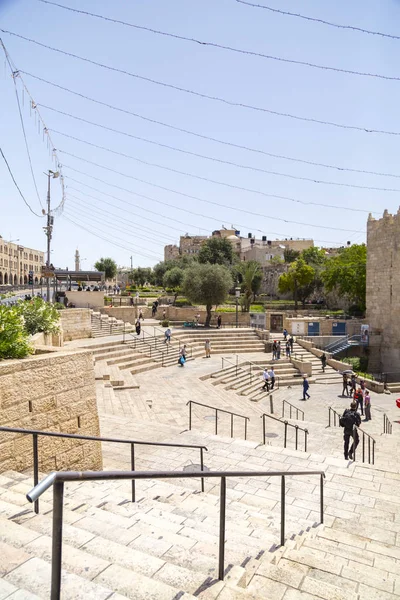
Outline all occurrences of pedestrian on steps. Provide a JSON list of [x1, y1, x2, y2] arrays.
[[262, 368, 270, 391], [135, 319, 141, 336], [302, 375, 310, 400], [178, 345, 187, 367], [277, 341, 281, 360], [364, 390, 372, 421], [269, 366, 275, 390], [217, 315, 222, 329], [340, 401, 361, 460], [164, 327, 171, 344], [272, 340, 277, 360], [342, 373, 349, 397], [205, 339, 211, 358], [289, 336, 294, 352], [285, 341, 291, 357], [283, 328, 288, 340], [320, 353, 327, 373], [354, 386, 364, 416]]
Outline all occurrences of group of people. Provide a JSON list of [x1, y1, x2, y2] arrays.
[[273, 335, 294, 360], [261, 366, 276, 391], [342, 373, 372, 421]]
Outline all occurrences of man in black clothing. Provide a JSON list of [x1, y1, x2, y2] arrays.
[[341, 401, 361, 460]]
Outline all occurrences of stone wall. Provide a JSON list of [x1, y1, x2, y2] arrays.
[[0, 349, 102, 473], [101, 305, 252, 326], [66, 290, 104, 309], [366, 210, 400, 374], [60, 308, 92, 341]]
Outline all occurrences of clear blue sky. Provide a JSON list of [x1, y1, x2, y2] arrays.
[[1, 0, 399, 269]]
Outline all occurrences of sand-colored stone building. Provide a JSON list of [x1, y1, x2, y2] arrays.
[[0, 235, 45, 286]]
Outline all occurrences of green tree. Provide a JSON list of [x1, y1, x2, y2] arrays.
[[0, 305, 33, 359], [236, 260, 263, 312], [163, 267, 184, 304], [182, 263, 233, 326], [198, 237, 234, 266], [130, 267, 152, 287], [284, 248, 300, 264], [152, 256, 195, 286], [321, 244, 367, 311], [301, 247, 327, 267], [94, 257, 117, 280], [278, 258, 315, 310]]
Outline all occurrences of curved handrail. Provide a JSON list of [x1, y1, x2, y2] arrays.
[[261, 413, 308, 451], [187, 400, 249, 439]]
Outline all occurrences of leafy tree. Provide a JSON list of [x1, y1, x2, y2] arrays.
[[236, 260, 263, 312], [321, 244, 367, 311], [152, 256, 195, 287], [301, 247, 327, 267], [284, 248, 300, 264], [278, 258, 315, 310], [298, 247, 327, 304], [18, 297, 61, 335], [130, 267, 152, 287], [198, 237, 234, 266], [182, 263, 233, 326], [94, 257, 117, 281], [0, 305, 33, 359], [163, 267, 184, 304]]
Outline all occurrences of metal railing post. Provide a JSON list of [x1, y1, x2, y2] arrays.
[[372, 440, 375, 464], [218, 477, 226, 581], [290, 405, 292, 419], [305, 429, 308, 452], [51, 480, 64, 600], [295, 426, 298, 451], [33, 433, 39, 514], [131, 443, 136, 502], [328, 407, 331, 428], [230, 414, 234, 438], [362, 432, 365, 463], [200, 447, 204, 493], [320, 474, 324, 524], [368, 436, 371, 464], [262, 414, 266, 444], [215, 409, 218, 435], [282, 401, 285, 418], [244, 418, 248, 441], [270, 394, 274, 414], [280, 475, 285, 547], [284, 421, 288, 448], [188, 402, 192, 431]]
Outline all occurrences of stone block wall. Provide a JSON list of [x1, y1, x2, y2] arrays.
[[102, 305, 252, 326], [366, 210, 400, 373], [60, 308, 92, 341], [0, 349, 102, 473], [66, 290, 104, 309]]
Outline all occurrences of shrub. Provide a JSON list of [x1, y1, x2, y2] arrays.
[[0, 305, 33, 360], [160, 319, 170, 327], [54, 302, 65, 310], [174, 298, 192, 307], [18, 298, 60, 335]]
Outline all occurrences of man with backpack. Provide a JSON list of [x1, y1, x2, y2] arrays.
[[340, 401, 361, 460]]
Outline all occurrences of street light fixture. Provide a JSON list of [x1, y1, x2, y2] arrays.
[[43, 170, 59, 302]]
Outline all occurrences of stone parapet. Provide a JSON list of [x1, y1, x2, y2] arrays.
[[59, 308, 92, 341]]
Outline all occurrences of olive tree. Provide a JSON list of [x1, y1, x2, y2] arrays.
[[182, 263, 233, 327]]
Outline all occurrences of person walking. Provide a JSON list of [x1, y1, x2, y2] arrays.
[[217, 315, 222, 329], [283, 328, 288, 340], [340, 401, 361, 460], [178, 345, 187, 367], [164, 327, 171, 344], [139, 308, 144, 321], [286, 341, 291, 357], [272, 340, 277, 360], [276, 341, 281, 360], [289, 335, 294, 352], [354, 386, 364, 416], [269, 366, 275, 390], [262, 368, 270, 391], [320, 353, 327, 373], [350, 373, 357, 394], [162, 309, 166, 320], [364, 390, 372, 421], [302, 375, 310, 400], [205, 339, 211, 358], [135, 319, 141, 336], [342, 373, 349, 397]]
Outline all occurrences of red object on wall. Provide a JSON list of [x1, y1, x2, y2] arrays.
[[396, 399, 400, 409]]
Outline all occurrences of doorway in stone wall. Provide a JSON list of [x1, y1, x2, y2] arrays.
[[270, 314, 283, 332]]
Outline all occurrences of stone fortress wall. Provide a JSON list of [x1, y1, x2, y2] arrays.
[[366, 209, 400, 373]]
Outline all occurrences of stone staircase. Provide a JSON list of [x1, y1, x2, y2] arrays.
[[90, 311, 135, 338], [2, 426, 400, 599]]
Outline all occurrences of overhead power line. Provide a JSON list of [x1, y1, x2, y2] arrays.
[[39, 103, 400, 180], [62, 159, 362, 234], [235, 0, 400, 42], [24, 70, 400, 138], [54, 129, 394, 202], [0, 147, 43, 217], [33, 1, 400, 82]]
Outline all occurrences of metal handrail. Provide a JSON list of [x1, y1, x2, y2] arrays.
[[187, 400, 250, 440], [383, 414, 393, 434], [221, 355, 239, 376], [355, 428, 375, 465], [328, 406, 342, 427], [0, 426, 207, 514], [261, 413, 308, 451], [26, 467, 325, 599], [282, 400, 304, 421]]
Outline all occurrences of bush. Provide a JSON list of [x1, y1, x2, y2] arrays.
[[0, 305, 33, 360], [174, 298, 192, 307], [249, 304, 265, 313], [160, 319, 170, 327], [54, 302, 65, 310], [18, 298, 61, 335]]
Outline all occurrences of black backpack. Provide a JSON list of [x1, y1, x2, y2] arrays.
[[339, 410, 356, 429]]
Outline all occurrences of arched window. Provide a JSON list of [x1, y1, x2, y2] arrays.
[[19, 276, 23, 285], [13, 274, 17, 285], [34, 277, 38, 284], [4, 273, 8, 284], [24, 275, 27, 284], [0, 272, 3, 284]]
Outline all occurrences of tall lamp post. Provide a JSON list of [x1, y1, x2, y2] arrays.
[[43, 170, 59, 302], [235, 286, 241, 329]]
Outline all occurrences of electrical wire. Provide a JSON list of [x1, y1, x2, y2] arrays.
[[24, 70, 400, 138], [62, 213, 162, 261], [67, 183, 344, 247], [39, 103, 400, 180], [34, 1, 400, 81], [235, 0, 400, 42], [53, 129, 395, 200], [61, 159, 363, 233], [0, 147, 43, 217]]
